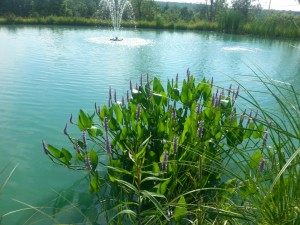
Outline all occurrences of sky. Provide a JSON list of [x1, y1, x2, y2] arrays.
[[157, 0, 300, 12]]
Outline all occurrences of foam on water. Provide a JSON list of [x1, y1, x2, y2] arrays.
[[222, 46, 261, 52], [86, 37, 154, 47]]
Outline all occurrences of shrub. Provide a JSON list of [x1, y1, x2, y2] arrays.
[[42, 71, 270, 224]]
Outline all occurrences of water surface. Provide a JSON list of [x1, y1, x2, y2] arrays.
[[0, 25, 299, 223]]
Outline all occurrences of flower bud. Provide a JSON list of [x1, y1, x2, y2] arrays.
[[105, 136, 112, 154]]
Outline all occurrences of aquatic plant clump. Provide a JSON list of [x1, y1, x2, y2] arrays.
[[42, 72, 270, 223]]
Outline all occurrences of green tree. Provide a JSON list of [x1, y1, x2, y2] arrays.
[[231, 0, 260, 19], [209, 0, 227, 21]]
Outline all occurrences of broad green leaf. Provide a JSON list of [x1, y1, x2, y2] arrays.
[[153, 77, 164, 93], [88, 126, 102, 138], [181, 80, 193, 106], [47, 144, 61, 158], [78, 109, 92, 131], [174, 196, 187, 222], [157, 177, 171, 195], [253, 124, 264, 139], [61, 148, 72, 165], [88, 149, 98, 170], [249, 150, 262, 170], [181, 116, 192, 144], [114, 105, 123, 123], [89, 172, 100, 193], [100, 105, 109, 120]]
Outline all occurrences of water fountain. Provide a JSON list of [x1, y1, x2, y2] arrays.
[[98, 0, 135, 41]]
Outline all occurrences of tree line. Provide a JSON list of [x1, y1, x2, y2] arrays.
[[1, 0, 298, 22], [0, 0, 299, 38]]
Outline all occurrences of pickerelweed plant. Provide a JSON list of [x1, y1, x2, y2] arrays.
[[42, 71, 269, 224]]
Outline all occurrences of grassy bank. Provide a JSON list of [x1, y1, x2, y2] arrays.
[[1, 13, 299, 39]]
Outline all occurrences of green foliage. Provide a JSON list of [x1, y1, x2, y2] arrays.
[[43, 72, 272, 224]]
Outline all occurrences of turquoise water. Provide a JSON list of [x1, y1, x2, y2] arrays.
[[0, 25, 299, 224]]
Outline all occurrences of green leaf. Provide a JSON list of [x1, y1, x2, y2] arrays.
[[181, 116, 192, 144], [89, 172, 100, 193], [114, 105, 123, 123], [141, 190, 169, 221], [78, 109, 93, 131], [181, 80, 193, 106], [136, 136, 151, 161], [249, 150, 262, 170], [88, 126, 102, 138], [153, 77, 164, 93], [174, 196, 187, 222], [157, 177, 171, 195], [47, 144, 61, 158], [253, 124, 264, 139], [88, 149, 98, 170], [61, 148, 72, 165]]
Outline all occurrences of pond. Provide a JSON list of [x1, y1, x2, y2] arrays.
[[0, 25, 299, 224]]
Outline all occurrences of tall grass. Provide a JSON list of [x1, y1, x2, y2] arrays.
[[1, 11, 299, 39]]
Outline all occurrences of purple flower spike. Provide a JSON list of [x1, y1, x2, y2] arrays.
[[231, 90, 236, 101], [42, 140, 49, 155], [64, 123, 68, 135], [122, 96, 125, 106], [104, 117, 109, 133], [235, 85, 240, 99], [85, 155, 93, 171], [254, 110, 259, 120], [109, 86, 112, 101], [196, 104, 201, 115], [239, 109, 246, 125], [176, 73, 179, 83], [262, 131, 269, 147], [70, 114, 74, 124], [211, 77, 214, 88], [114, 89, 117, 103], [140, 74, 143, 86], [108, 99, 111, 108], [136, 104, 141, 120], [187, 68, 190, 82], [230, 109, 235, 123], [173, 136, 178, 155], [147, 73, 150, 86], [82, 131, 87, 149], [246, 111, 252, 127], [228, 84, 232, 97], [74, 141, 81, 154], [127, 90, 130, 102], [95, 103, 100, 115], [258, 158, 266, 173], [197, 120, 204, 138], [105, 136, 112, 154], [130, 80, 132, 91], [161, 151, 169, 172], [172, 108, 176, 120]]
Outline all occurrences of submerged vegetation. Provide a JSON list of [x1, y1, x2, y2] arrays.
[[23, 72, 299, 224], [0, 0, 299, 38]]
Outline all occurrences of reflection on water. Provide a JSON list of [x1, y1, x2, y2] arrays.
[[0, 25, 299, 223]]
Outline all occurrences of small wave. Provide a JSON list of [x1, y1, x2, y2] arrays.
[[86, 37, 154, 47], [222, 46, 260, 52]]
